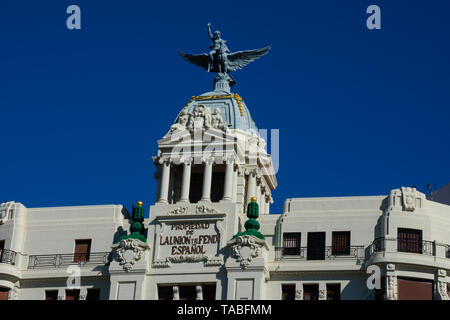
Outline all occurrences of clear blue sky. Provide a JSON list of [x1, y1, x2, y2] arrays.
[[0, 0, 449, 215]]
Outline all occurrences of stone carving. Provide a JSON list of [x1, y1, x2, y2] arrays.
[[196, 205, 218, 214], [79, 295, 87, 300], [178, 22, 271, 87], [385, 275, 398, 300], [227, 234, 268, 269], [168, 207, 188, 215], [152, 259, 170, 268], [196, 285, 203, 300], [437, 280, 450, 300], [166, 205, 219, 215], [295, 289, 303, 300], [152, 255, 224, 268], [167, 254, 207, 263], [57, 295, 64, 300], [7, 283, 19, 300], [111, 238, 150, 272], [319, 289, 326, 300], [204, 255, 224, 266], [386, 263, 395, 271], [165, 104, 229, 138], [0, 201, 14, 225], [211, 108, 228, 131], [173, 286, 180, 300], [401, 187, 417, 212]]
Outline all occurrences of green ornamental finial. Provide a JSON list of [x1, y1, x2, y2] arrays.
[[232, 197, 265, 240], [118, 201, 147, 243]]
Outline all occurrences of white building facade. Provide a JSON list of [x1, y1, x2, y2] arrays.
[[1, 79, 450, 300]]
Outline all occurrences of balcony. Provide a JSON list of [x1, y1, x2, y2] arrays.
[[275, 246, 365, 262], [0, 249, 17, 266], [370, 237, 450, 258], [27, 252, 111, 269]]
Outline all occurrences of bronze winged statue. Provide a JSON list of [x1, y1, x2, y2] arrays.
[[178, 22, 271, 87]]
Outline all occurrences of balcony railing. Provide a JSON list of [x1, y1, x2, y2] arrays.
[[275, 246, 365, 261], [0, 249, 17, 265], [28, 252, 111, 269], [370, 237, 445, 257]]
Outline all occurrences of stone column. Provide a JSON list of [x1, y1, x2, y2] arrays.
[[196, 285, 203, 300], [247, 170, 257, 203], [223, 159, 234, 201], [158, 160, 170, 204], [179, 159, 192, 203], [201, 158, 213, 202], [173, 285, 180, 300]]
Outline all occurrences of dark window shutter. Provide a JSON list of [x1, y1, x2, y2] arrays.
[[332, 231, 350, 255]]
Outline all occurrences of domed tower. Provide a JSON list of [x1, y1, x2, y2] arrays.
[[146, 24, 277, 298], [152, 74, 277, 215]]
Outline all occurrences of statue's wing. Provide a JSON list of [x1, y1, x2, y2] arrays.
[[226, 45, 271, 71], [178, 51, 209, 71]]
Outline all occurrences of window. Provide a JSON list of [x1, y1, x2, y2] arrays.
[[211, 168, 225, 202], [281, 284, 296, 300], [0, 287, 9, 300], [45, 290, 58, 300], [189, 167, 203, 203], [202, 284, 216, 300], [307, 232, 325, 260], [65, 289, 80, 301], [326, 284, 341, 300], [303, 284, 319, 300], [86, 288, 101, 300], [158, 286, 173, 300], [398, 228, 422, 254], [283, 233, 301, 255], [332, 231, 350, 255], [74, 239, 91, 262]]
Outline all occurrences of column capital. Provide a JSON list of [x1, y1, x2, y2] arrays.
[[203, 157, 215, 165], [181, 157, 193, 165], [225, 156, 234, 165]]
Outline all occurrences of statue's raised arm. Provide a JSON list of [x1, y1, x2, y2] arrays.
[[207, 22, 214, 40]]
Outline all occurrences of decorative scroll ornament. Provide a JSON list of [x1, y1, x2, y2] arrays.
[[152, 254, 224, 268], [166, 205, 219, 215], [227, 234, 268, 269], [111, 238, 150, 272], [168, 207, 188, 215], [165, 104, 228, 138], [196, 205, 218, 214], [401, 187, 417, 212], [295, 289, 303, 300]]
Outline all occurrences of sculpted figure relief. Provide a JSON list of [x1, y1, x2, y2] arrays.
[[165, 104, 228, 137]]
